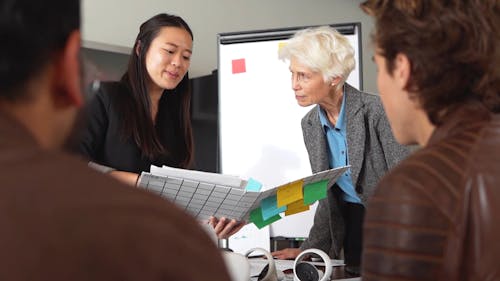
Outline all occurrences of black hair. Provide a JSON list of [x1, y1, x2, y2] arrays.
[[0, 0, 80, 99]]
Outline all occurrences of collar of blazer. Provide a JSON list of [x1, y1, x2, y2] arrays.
[[303, 83, 366, 187]]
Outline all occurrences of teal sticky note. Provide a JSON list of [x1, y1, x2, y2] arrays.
[[245, 178, 262, 192], [303, 180, 328, 205], [261, 195, 287, 220], [249, 207, 282, 229]]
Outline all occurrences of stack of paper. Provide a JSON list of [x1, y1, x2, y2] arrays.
[[138, 165, 348, 229]]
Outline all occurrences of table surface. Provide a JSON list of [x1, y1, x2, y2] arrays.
[[249, 258, 360, 280], [330, 266, 361, 280]]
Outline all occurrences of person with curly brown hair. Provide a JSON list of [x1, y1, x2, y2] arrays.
[[360, 0, 500, 280]]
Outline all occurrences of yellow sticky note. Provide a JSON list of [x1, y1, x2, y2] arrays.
[[278, 42, 287, 51], [285, 199, 310, 216], [276, 180, 303, 207]]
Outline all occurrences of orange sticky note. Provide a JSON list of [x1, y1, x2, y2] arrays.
[[276, 180, 303, 207], [285, 199, 310, 216]]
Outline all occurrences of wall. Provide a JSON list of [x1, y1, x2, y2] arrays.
[[82, 48, 129, 85], [82, 0, 377, 93]]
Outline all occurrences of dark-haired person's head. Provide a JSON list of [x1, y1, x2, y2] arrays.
[[0, 0, 82, 149], [0, 0, 81, 99]]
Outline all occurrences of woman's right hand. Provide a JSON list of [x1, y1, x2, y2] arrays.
[[108, 171, 140, 187]]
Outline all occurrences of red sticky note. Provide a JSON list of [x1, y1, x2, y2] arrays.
[[232, 58, 246, 74]]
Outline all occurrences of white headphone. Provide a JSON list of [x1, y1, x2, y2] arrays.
[[244, 248, 284, 281], [293, 248, 332, 281]]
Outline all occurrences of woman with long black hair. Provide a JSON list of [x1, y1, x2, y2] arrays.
[[79, 13, 194, 184]]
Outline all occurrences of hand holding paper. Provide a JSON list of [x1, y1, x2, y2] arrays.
[[209, 216, 245, 239], [137, 165, 348, 229]]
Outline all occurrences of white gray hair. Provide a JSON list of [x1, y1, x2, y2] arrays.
[[279, 25, 355, 90]]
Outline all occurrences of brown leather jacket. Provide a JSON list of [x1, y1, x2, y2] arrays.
[[362, 102, 500, 281]]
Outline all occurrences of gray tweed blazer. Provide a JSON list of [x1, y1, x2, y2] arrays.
[[299, 83, 410, 258]]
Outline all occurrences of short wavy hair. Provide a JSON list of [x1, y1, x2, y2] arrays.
[[279, 26, 355, 91], [361, 0, 500, 125]]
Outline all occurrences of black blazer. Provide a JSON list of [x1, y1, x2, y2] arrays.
[[77, 81, 186, 173]]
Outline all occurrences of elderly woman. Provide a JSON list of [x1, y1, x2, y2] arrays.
[[271, 26, 410, 275]]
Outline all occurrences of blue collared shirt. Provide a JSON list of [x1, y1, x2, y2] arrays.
[[318, 93, 361, 204]]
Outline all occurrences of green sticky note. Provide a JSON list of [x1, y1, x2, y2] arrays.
[[303, 179, 328, 205], [249, 207, 282, 229]]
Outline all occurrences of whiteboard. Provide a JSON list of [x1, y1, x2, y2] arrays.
[[218, 23, 362, 251]]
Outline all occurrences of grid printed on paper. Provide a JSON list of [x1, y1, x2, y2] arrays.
[[138, 173, 257, 221]]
